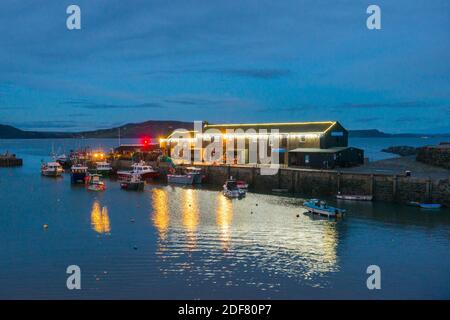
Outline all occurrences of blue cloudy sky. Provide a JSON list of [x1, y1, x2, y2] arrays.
[[0, 0, 448, 133]]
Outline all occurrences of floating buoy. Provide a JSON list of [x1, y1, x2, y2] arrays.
[[43, 224, 49, 229]]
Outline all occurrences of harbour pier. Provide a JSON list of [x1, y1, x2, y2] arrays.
[[177, 163, 450, 208], [0, 153, 23, 167]]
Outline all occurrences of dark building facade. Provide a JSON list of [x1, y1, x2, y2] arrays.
[[288, 146, 364, 169], [161, 121, 364, 169]]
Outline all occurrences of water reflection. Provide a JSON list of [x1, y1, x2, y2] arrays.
[[90, 200, 111, 234], [216, 194, 233, 250], [181, 189, 199, 250], [149, 187, 342, 288], [152, 189, 170, 240]]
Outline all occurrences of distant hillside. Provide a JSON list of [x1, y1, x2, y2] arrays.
[[349, 129, 450, 138], [0, 124, 71, 139], [1, 123, 449, 139], [0, 121, 193, 139], [77, 120, 193, 138]]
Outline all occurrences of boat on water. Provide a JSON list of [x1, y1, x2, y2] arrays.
[[336, 194, 373, 201], [272, 188, 289, 194], [303, 199, 346, 218], [70, 164, 88, 184], [185, 167, 204, 184], [117, 161, 158, 181], [89, 162, 113, 177], [236, 180, 248, 190], [120, 173, 145, 191], [408, 201, 441, 209], [54, 154, 71, 168], [223, 179, 246, 199], [41, 162, 64, 177], [167, 173, 195, 185], [86, 174, 106, 191]]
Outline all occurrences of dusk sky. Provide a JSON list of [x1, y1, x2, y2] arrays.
[[0, 0, 449, 133]]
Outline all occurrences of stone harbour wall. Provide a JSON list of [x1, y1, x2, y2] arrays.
[[186, 164, 450, 207], [417, 146, 450, 170]]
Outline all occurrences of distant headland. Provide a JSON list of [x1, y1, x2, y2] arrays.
[[1, 122, 450, 139], [0, 121, 193, 139]]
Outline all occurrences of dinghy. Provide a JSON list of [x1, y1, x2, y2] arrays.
[[303, 199, 346, 218]]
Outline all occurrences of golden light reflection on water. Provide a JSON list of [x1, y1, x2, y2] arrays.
[[216, 194, 233, 250], [181, 188, 199, 250], [152, 189, 170, 240], [150, 188, 339, 288], [320, 223, 338, 267], [90, 200, 111, 234]]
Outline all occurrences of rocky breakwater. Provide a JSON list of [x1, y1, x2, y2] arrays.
[[382, 145, 418, 156]]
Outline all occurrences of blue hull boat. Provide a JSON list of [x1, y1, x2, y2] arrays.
[[303, 199, 346, 218], [408, 202, 441, 209], [419, 203, 441, 209], [70, 165, 88, 184]]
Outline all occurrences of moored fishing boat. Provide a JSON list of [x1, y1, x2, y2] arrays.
[[41, 161, 64, 177], [336, 194, 373, 201], [117, 161, 158, 181], [167, 173, 195, 185], [236, 180, 248, 191], [70, 164, 88, 184], [223, 179, 246, 199], [86, 174, 106, 191], [54, 154, 71, 169], [303, 199, 346, 218], [185, 167, 204, 184], [89, 162, 113, 177], [120, 173, 145, 191]]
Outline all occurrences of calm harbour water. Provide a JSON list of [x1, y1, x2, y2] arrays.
[[0, 138, 449, 299]]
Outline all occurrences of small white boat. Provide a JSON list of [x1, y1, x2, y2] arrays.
[[223, 179, 246, 199], [41, 161, 64, 177], [185, 167, 204, 184], [336, 194, 373, 201], [167, 173, 195, 185], [303, 199, 346, 218], [117, 161, 158, 181], [408, 201, 441, 209], [86, 174, 106, 191]]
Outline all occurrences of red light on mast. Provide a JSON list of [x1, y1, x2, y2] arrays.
[[141, 136, 151, 146]]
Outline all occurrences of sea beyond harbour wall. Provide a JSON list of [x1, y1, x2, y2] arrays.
[[180, 164, 450, 207]]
